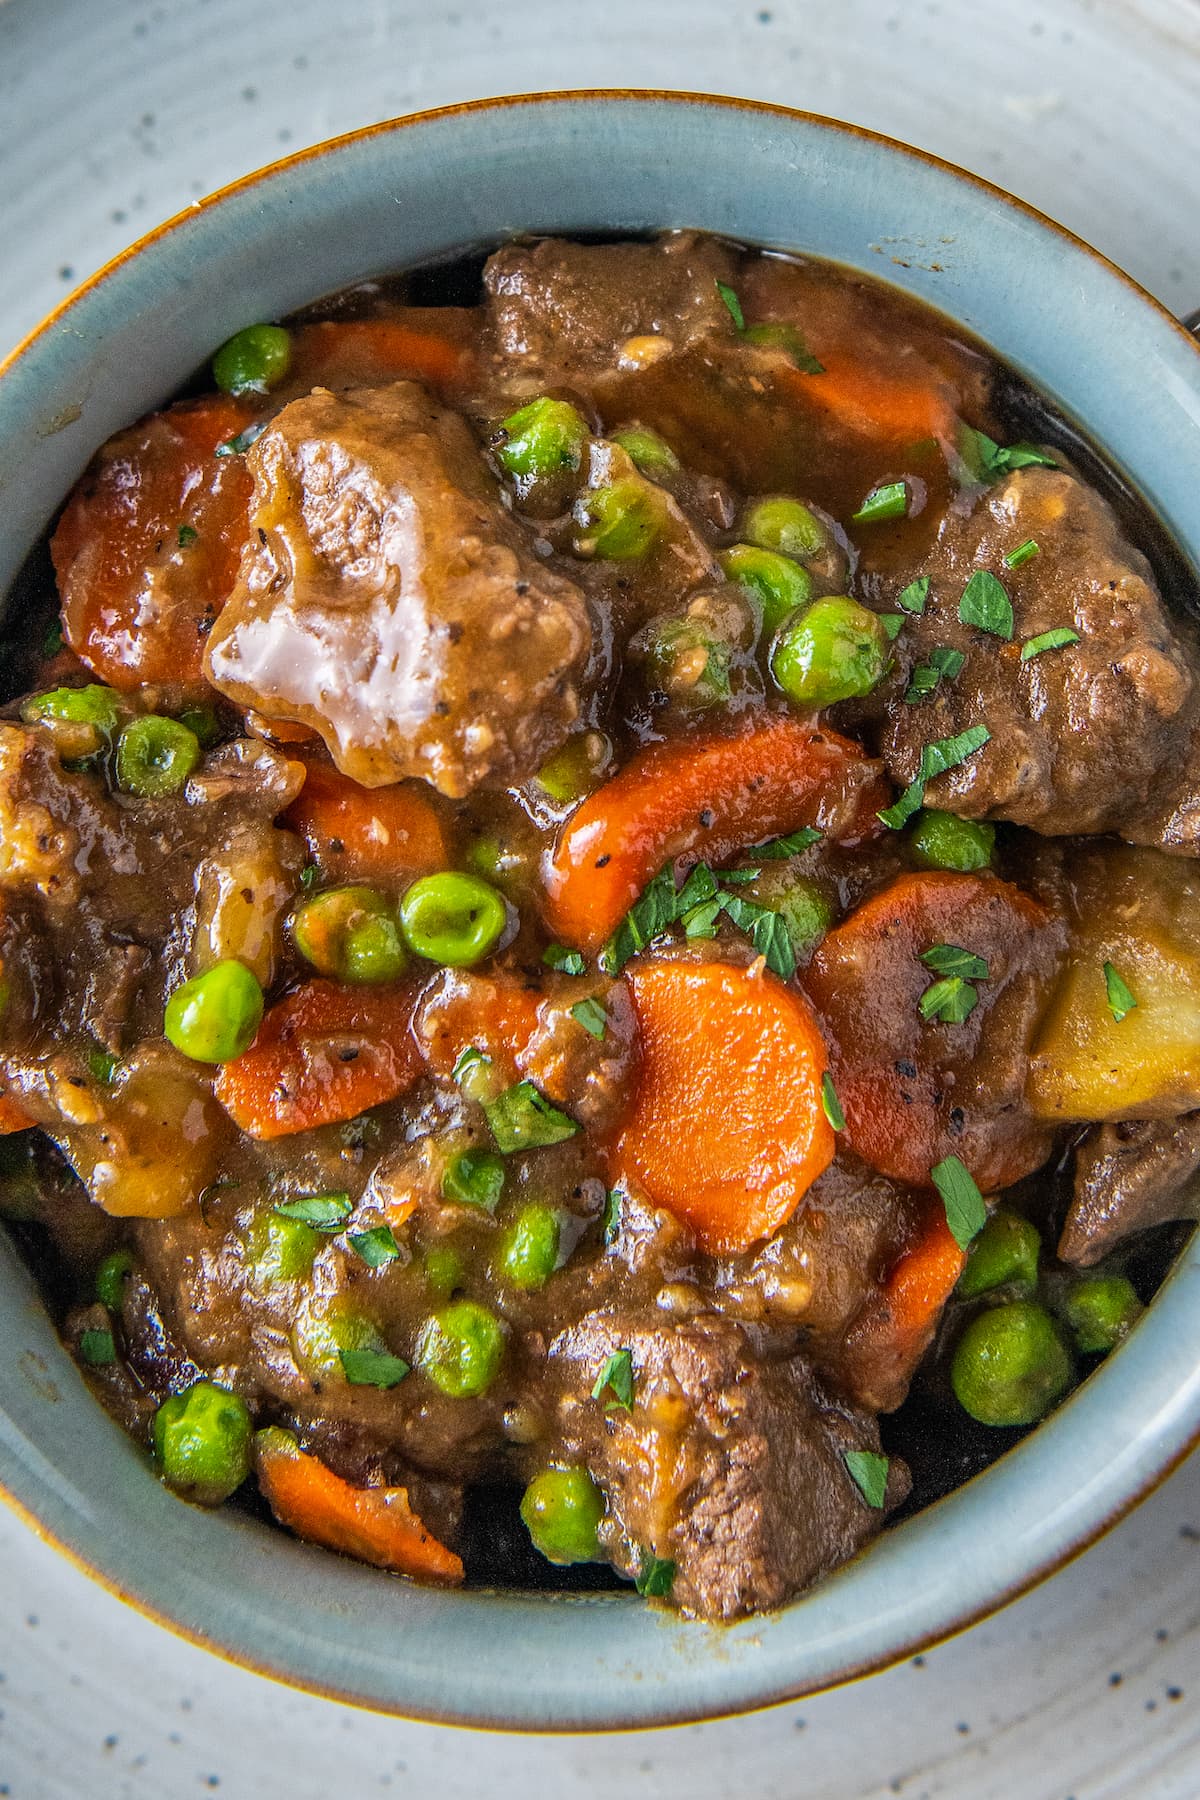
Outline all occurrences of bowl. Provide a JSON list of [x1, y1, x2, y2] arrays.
[[1, 90, 1199, 1731]]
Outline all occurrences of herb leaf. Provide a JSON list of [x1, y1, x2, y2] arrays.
[[634, 1552, 677, 1598], [715, 280, 745, 332], [920, 943, 988, 980], [896, 576, 930, 615], [844, 1449, 890, 1509], [87, 1045, 118, 1085], [299, 863, 320, 890], [931, 1155, 988, 1249], [274, 1192, 352, 1231], [674, 862, 720, 911], [484, 1081, 580, 1154], [750, 828, 822, 860], [339, 1347, 410, 1389], [348, 1225, 401, 1269], [821, 1071, 846, 1131], [602, 1188, 622, 1247], [852, 481, 908, 525], [741, 320, 825, 374], [177, 523, 198, 548], [592, 1348, 635, 1411], [958, 425, 1058, 483], [719, 893, 796, 979], [959, 570, 1013, 639], [570, 998, 607, 1040], [1104, 961, 1137, 1023], [879, 612, 906, 641], [1021, 627, 1080, 662], [905, 645, 965, 704], [1003, 538, 1040, 569], [681, 896, 722, 939], [80, 1328, 116, 1367], [918, 975, 979, 1024], [600, 866, 681, 974], [214, 421, 267, 459], [544, 944, 586, 975], [878, 725, 991, 829]]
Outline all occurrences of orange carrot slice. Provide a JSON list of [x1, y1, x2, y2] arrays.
[[841, 1204, 967, 1411], [778, 355, 956, 446], [291, 316, 474, 392], [284, 759, 448, 888]]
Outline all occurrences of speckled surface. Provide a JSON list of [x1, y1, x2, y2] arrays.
[[1, 0, 1200, 1791]]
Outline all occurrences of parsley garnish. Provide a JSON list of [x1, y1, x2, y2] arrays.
[[603, 855, 809, 977], [821, 1071, 845, 1131], [715, 279, 746, 332], [600, 866, 683, 973], [1003, 538, 1040, 569], [79, 1328, 116, 1368], [348, 1225, 401, 1269], [844, 1449, 890, 1510], [484, 1081, 580, 1153], [544, 944, 586, 975], [896, 576, 930, 615], [959, 570, 1013, 639], [1020, 627, 1079, 661], [602, 1188, 622, 1247], [741, 320, 825, 374], [177, 523, 198, 548], [42, 621, 64, 658], [719, 892, 796, 979], [634, 1552, 676, 1598], [299, 863, 320, 890], [920, 944, 988, 980], [852, 481, 908, 525], [87, 1045, 118, 1085], [214, 421, 267, 458], [1104, 961, 1137, 1023], [878, 725, 992, 829], [878, 612, 906, 641], [957, 425, 1058, 483], [682, 896, 722, 939], [750, 828, 822, 860], [918, 976, 978, 1024], [905, 645, 965, 704], [570, 998, 607, 1040], [339, 1347, 410, 1389], [592, 1347, 635, 1411], [931, 1155, 987, 1250], [675, 862, 721, 911], [274, 1192, 352, 1231]]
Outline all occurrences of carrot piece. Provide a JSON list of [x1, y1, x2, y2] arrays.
[[215, 980, 422, 1139], [777, 352, 955, 446], [284, 759, 448, 886], [0, 1094, 33, 1135], [255, 1430, 463, 1585], [841, 1204, 967, 1412], [52, 395, 256, 689], [291, 316, 473, 391], [543, 718, 888, 953], [802, 871, 1063, 1191], [415, 971, 543, 1089], [613, 957, 834, 1255]]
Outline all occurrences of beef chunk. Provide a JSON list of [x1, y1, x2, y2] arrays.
[[875, 468, 1200, 847], [547, 1308, 908, 1620], [482, 233, 739, 393], [1061, 1115, 1200, 1266], [204, 383, 593, 797]]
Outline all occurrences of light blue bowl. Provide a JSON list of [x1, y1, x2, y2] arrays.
[[1, 92, 1199, 1731]]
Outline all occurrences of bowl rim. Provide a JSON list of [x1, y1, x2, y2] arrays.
[[2, 86, 1199, 1733]]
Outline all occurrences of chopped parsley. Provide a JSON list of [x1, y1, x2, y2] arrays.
[[715, 279, 746, 332], [338, 1347, 410, 1389], [600, 866, 683, 974], [957, 425, 1058, 483], [1020, 627, 1080, 661], [719, 892, 796, 979], [484, 1080, 580, 1154], [299, 863, 320, 890], [851, 481, 908, 525], [879, 612, 906, 641], [87, 1045, 118, 1085], [682, 896, 722, 939], [741, 320, 825, 374], [918, 975, 978, 1024], [603, 855, 808, 977], [214, 421, 267, 458], [273, 1192, 352, 1231], [634, 1552, 677, 1598], [821, 1071, 846, 1131], [177, 523, 199, 548], [750, 828, 822, 860], [958, 569, 1013, 639], [544, 944, 586, 975], [570, 997, 607, 1040], [1003, 538, 1040, 569], [442, 1149, 506, 1213], [348, 1225, 401, 1269], [602, 1188, 622, 1247], [592, 1348, 635, 1411], [79, 1328, 116, 1368], [1104, 961, 1137, 1023], [905, 645, 965, 705], [931, 1155, 988, 1250], [844, 1448, 890, 1510], [896, 576, 930, 615], [878, 725, 991, 829], [42, 620, 64, 658], [920, 943, 988, 980]]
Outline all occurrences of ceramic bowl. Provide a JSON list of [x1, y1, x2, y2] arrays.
[[1, 91, 1199, 1732]]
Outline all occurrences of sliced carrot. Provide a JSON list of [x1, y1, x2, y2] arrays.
[[291, 314, 474, 392], [802, 871, 1063, 1190], [0, 1094, 33, 1135], [52, 395, 256, 689], [613, 957, 834, 1255], [415, 971, 543, 1089], [841, 1203, 967, 1412], [543, 718, 888, 953], [255, 1430, 463, 1585], [777, 355, 955, 446], [284, 759, 448, 887], [215, 980, 422, 1139]]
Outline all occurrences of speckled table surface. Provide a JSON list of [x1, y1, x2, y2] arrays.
[[2, 1, 1200, 1794]]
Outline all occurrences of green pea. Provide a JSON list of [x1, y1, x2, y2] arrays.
[[742, 496, 828, 562], [534, 731, 613, 805], [744, 868, 834, 957], [164, 960, 264, 1064], [494, 397, 589, 483], [292, 1305, 382, 1379], [95, 1248, 135, 1311], [245, 1211, 321, 1286], [520, 1465, 605, 1564], [611, 425, 680, 481], [176, 704, 222, 748], [115, 716, 201, 797], [951, 1300, 1074, 1427], [910, 809, 996, 873], [20, 684, 122, 760], [957, 1209, 1040, 1300], [153, 1380, 253, 1505], [720, 543, 815, 635], [574, 479, 666, 560], [1055, 1274, 1143, 1354], [497, 1203, 560, 1291], [212, 323, 292, 396], [416, 1299, 505, 1398], [423, 1244, 466, 1301], [441, 1149, 506, 1214], [643, 617, 732, 707], [291, 884, 407, 984], [772, 595, 889, 708], [399, 873, 507, 967]]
